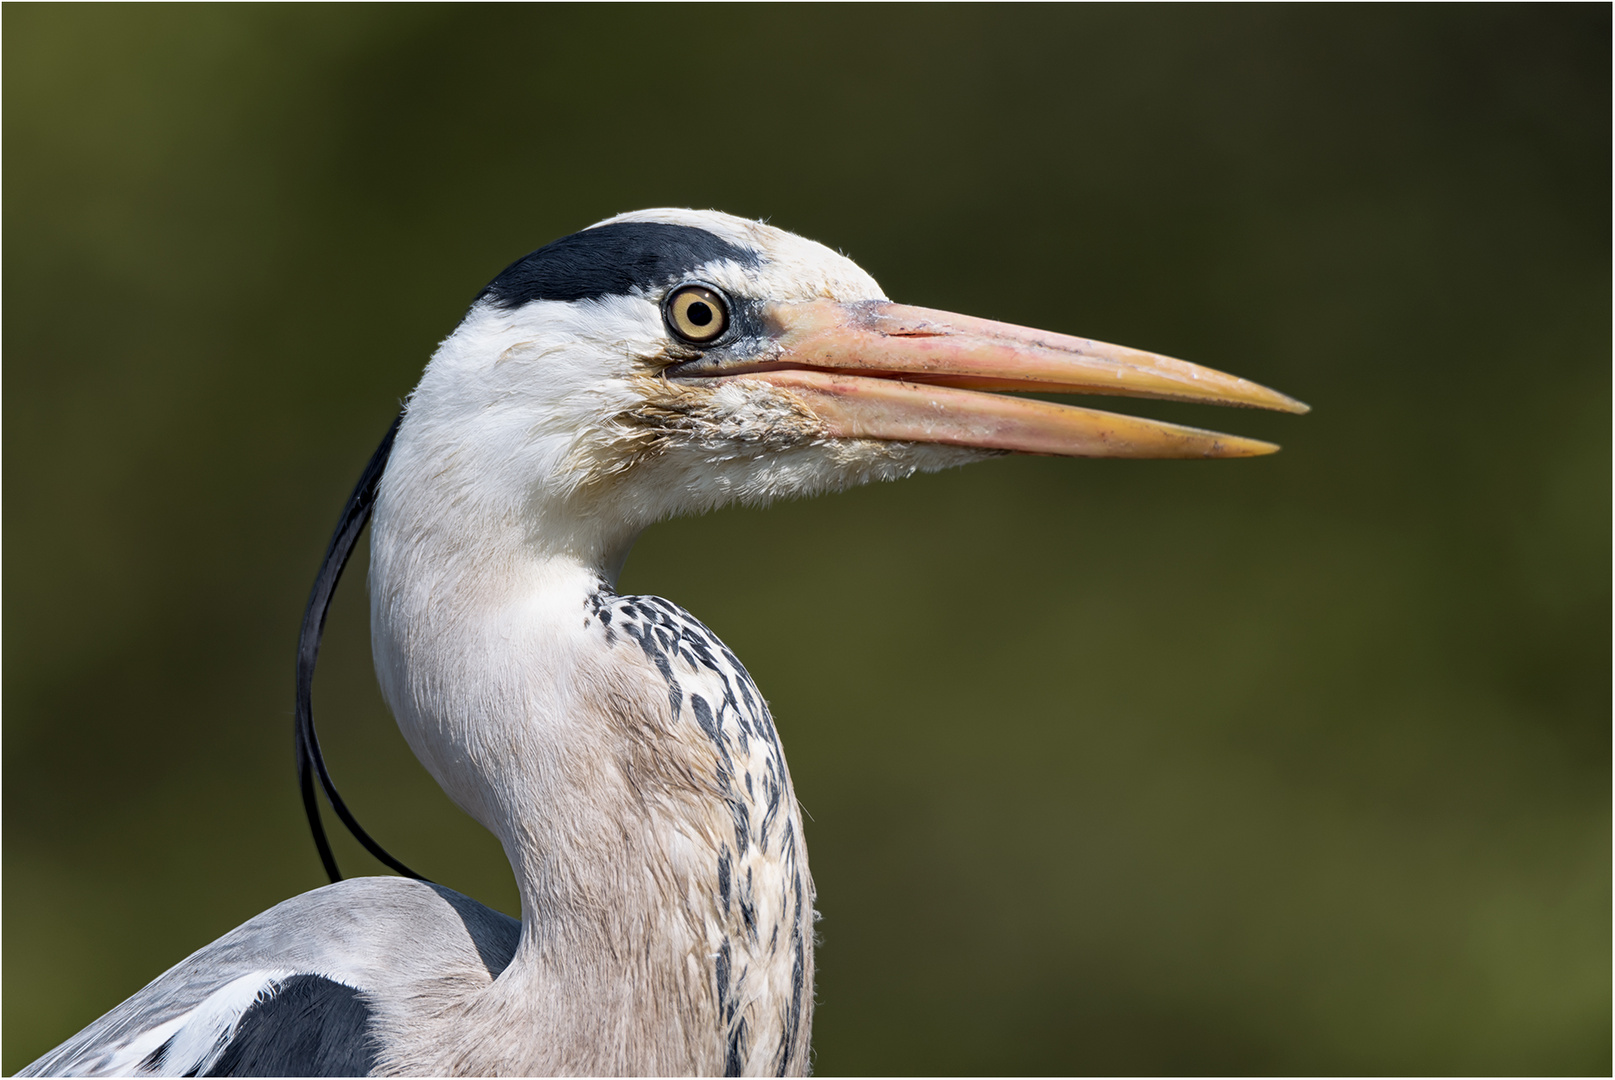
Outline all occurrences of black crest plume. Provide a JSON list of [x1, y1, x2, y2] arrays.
[[294, 412, 426, 883]]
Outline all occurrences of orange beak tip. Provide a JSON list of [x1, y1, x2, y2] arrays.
[[1232, 438, 1282, 458]]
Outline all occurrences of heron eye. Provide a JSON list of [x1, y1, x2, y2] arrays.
[[665, 284, 730, 344]]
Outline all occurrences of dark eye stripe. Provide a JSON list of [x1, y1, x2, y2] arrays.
[[476, 223, 759, 309]]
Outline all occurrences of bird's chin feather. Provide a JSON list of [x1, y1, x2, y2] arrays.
[[562, 371, 993, 534], [622, 437, 991, 523]]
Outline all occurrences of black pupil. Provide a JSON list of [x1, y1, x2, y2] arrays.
[[686, 300, 714, 327]]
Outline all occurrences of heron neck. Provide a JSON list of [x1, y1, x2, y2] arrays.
[[366, 428, 812, 1072], [367, 482, 698, 945]]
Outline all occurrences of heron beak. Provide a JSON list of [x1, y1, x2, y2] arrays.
[[680, 300, 1308, 458]]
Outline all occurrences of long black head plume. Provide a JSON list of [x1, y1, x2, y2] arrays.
[[295, 411, 427, 884]]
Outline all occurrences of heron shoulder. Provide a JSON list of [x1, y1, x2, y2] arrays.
[[19, 879, 516, 1077]]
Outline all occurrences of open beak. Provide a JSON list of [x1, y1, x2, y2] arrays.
[[676, 300, 1307, 458]]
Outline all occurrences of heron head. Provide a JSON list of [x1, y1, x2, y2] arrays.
[[391, 209, 1306, 572]]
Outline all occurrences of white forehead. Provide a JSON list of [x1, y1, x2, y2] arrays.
[[592, 208, 888, 303]]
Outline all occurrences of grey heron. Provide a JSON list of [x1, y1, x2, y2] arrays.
[[21, 209, 1306, 1077]]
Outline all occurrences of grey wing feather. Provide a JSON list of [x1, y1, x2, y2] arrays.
[[20, 878, 518, 1078]]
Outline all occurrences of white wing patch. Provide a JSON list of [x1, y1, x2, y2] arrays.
[[87, 970, 291, 1077]]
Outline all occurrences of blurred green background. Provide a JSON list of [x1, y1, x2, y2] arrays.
[[4, 5, 1608, 1075]]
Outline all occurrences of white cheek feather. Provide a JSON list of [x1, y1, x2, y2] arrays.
[[397, 294, 665, 511]]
